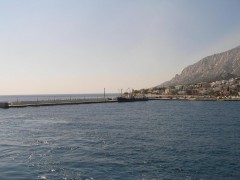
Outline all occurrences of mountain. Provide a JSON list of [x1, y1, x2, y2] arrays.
[[160, 45, 240, 87]]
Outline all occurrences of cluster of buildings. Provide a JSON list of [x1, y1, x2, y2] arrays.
[[142, 77, 240, 98]]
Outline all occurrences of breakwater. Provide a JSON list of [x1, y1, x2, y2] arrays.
[[1, 95, 240, 109], [2, 98, 117, 108], [0, 102, 9, 108]]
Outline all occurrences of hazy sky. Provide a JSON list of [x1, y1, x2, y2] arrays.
[[1, 0, 240, 95]]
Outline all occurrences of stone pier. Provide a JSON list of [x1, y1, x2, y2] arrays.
[[0, 102, 9, 109]]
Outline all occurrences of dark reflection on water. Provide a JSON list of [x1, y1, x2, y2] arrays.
[[0, 100, 240, 179]]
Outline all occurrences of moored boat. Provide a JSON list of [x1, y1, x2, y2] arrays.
[[117, 97, 148, 102]]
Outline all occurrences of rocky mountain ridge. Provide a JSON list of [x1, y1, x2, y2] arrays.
[[160, 45, 240, 87]]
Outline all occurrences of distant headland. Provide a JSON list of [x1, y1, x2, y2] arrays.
[[160, 45, 240, 87], [132, 45, 240, 100]]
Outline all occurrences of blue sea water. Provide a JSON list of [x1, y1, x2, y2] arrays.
[[0, 97, 240, 179]]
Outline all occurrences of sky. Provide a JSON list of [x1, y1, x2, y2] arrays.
[[0, 0, 240, 95]]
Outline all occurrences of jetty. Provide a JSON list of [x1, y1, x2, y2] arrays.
[[0, 98, 117, 109], [1, 95, 239, 109]]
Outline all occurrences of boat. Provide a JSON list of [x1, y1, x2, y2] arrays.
[[117, 96, 148, 102], [117, 88, 149, 102]]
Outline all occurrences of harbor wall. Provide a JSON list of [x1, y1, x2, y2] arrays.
[[0, 102, 9, 108]]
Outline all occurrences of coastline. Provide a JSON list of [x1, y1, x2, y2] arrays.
[[147, 95, 240, 101], [1, 94, 240, 109]]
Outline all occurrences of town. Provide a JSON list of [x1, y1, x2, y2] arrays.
[[133, 77, 240, 100]]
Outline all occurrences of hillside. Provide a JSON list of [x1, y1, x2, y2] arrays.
[[160, 45, 240, 87]]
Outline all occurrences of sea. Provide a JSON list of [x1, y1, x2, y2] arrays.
[[0, 94, 240, 179]]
